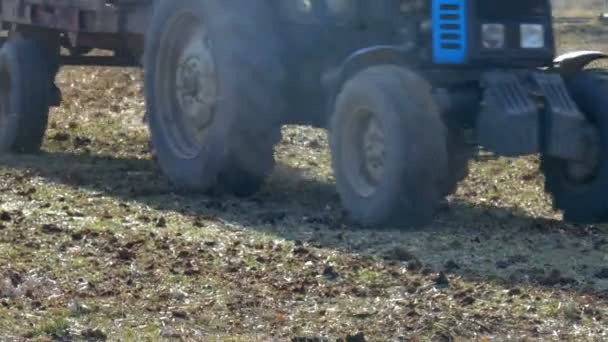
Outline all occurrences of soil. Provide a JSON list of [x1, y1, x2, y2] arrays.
[[0, 21, 608, 341]]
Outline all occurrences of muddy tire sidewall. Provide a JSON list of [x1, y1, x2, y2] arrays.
[[0, 38, 52, 154], [144, 0, 285, 194], [330, 65, 448, 228]]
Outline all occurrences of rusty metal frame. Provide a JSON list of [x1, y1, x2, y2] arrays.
[[0, 0, 150, 66], [0, 0, 150, 34]]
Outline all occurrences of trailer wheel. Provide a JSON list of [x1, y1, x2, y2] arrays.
[[0, 38, 53, 154], [329, 65, 448, 228], [144, 0, 285, 195], [542, 70, 608, 223]]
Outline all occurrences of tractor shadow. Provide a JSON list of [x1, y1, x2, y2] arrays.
[[2, 150, 608, 297]]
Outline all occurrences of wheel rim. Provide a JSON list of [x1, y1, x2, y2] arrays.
[[341, 107, 386, 198], [564, 126, 602, 184], [155, 11, 218, 159]]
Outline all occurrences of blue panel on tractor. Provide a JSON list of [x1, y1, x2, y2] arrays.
[[432, 0, 467, 64]]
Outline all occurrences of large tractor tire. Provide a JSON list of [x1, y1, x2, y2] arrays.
[[329, 65, 448, 228], [541, 70, 608, 223], [0, 38, 54, 154], [144, 0, 286, 196]]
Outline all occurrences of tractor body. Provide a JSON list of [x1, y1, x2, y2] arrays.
[[0, 0, 606, 227], [280, 0, 583, 163]]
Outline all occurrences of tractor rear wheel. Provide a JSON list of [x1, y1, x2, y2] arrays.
[[144, 0, 286, 196], [329, 65, 448, 228]]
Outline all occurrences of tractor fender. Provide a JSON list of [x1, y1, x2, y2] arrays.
[[553, 50, 608, 74], [324, 45, 414, 107]]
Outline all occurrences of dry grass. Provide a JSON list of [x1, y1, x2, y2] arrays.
[[554, 8, 602, 18], [553, 0, 607, 17], [1, 23, 608, 341]]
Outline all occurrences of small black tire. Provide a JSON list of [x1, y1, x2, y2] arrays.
[[541, 70, 608, 223], [443, 127, 474, 196], [144, 0, 285, 195], [0, 38, 53, 154], [329, 65, 448, 228]]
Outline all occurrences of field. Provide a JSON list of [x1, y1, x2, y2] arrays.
[[553, 0, 606, 17], [1, 22, 608, 342]]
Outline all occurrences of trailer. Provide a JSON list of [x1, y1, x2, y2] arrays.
[[0, 0, 289, 201], [0, 0, 149, 65]]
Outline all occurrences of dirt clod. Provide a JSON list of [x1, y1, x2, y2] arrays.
[[73, 136, 92, 149], [81, 328, 107, 341], [293, 246, 310, 256], [117, 248, 135, 261], [460, 296, 476, 306], [338, 332, 366, 342], [323, 265, 339, 280], [433, 272, 450, 287], [41, 224, 63, 234], [71, 232, 84, 241], [172, 310, 188, 319], [51, 132, 70, 141], [508, 288, 522, 296], [155, 217, 167, 228], [0, 211, 11, 222]]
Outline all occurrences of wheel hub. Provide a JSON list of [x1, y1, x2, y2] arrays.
[[362, 116, 386, 185], [175, 32, 217, 147], [342, 109, 387, 198]]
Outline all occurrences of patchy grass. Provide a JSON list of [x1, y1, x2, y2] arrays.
[[554, 9, 602, 18], [1, 24, 608, 341]]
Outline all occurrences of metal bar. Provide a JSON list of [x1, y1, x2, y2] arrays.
[[60, 55, 140, 67]]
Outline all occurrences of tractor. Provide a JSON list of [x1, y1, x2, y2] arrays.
[[0, 0, 607, 228]]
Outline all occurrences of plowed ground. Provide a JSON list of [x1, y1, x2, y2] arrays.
[[1, 23, 608, 341]]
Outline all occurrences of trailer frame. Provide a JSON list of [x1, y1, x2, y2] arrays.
[[0, 0, 150, 67]]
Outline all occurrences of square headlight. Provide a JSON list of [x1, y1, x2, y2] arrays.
[[481, 24, 505, 49], [520, 24, 545, 49]]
